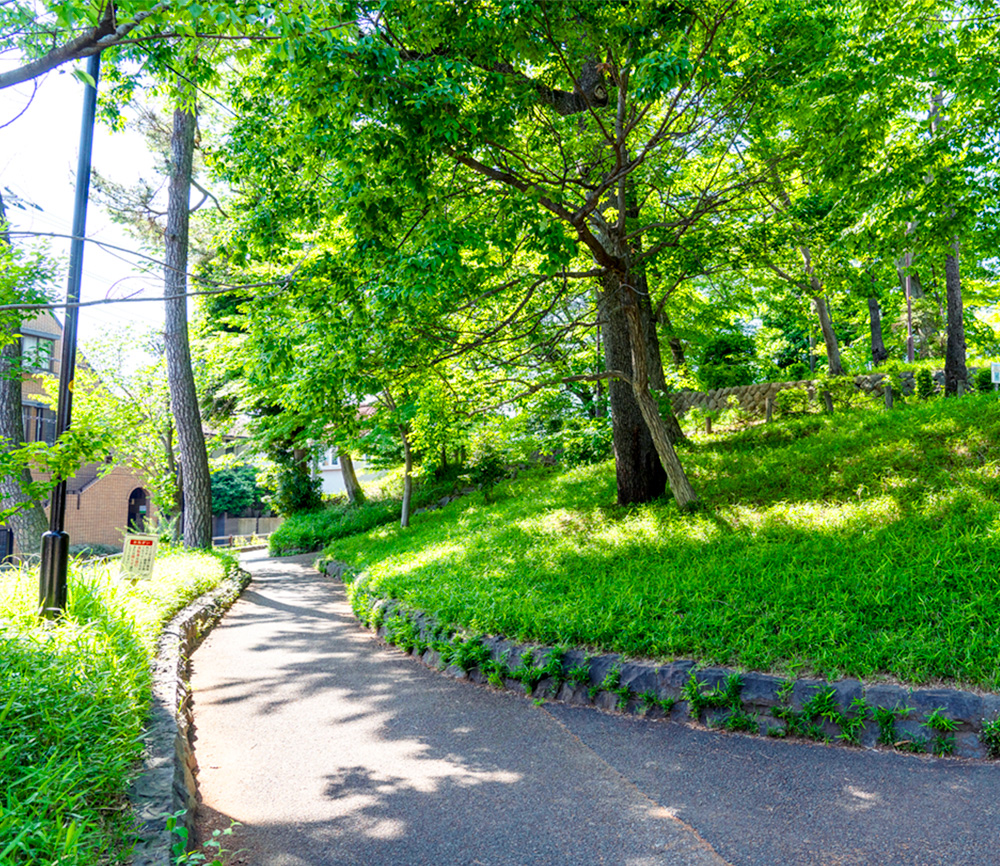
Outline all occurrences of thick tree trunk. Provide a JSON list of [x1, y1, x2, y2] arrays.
[[340, 451, 366, 505], [599, 275, 666, 505], [0, 341, 48, 555], [868, 297, 889, 366], [165, 103, 212, 548], [944, 247, 967, 396], [400, 433, 412, 528], [620, 291, 699, 511]]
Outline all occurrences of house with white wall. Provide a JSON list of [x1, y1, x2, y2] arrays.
[[314, 448, 385, 496]]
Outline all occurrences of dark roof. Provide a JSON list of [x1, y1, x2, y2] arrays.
[[65, 463, 102, 494]]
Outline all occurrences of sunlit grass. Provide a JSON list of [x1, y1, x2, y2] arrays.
[[0, 549, 234, 865], [330, 395, 1000, 690]]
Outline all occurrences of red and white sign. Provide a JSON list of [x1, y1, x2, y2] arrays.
[[122, 533, 158, 580]]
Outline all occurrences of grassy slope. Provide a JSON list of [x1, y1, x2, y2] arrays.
[[0, 550, 234, 865], [328, 396, 1000, 691]]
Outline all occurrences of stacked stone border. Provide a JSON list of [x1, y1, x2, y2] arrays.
[[326, 562, 1000, 761], [668, 367, 983, 417], [128, 565, 252, 866]]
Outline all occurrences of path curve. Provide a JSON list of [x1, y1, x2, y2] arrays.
[[191, 552, 1000, 866]]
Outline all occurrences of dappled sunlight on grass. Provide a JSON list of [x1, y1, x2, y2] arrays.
[[330, 396, 1000, 689]]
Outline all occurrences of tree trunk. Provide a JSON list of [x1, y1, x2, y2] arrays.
[[164, 102, 212, 548], [340, 451, 366, 505], [0, 341, 49, 555], [868, 297, 889, 366], [944, 247, 967, 396], [599, 275, 666, 506], [400, 432, 412, 528], [808, 285, 843, 376], [620, 289, 699, 511]]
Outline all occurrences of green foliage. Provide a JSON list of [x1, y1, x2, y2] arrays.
[[980, 716, 1000, 759], [269, 472, 465, 555], [210, 463, 266, 516], [975, 368, 993, 394], [327, 397, 1000, 691], [266, 459, 321, 517], [924, 708, 958, 757], [0, 551, 233, 865], [697, 334, 757, 391], [916, 368, 935, 400], [468, 451, 507, 504], [772, 387, 815, 418]]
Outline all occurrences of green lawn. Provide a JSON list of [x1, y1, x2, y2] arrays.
[[0, 549, 236, 866], [328, 395, 1000, 691]]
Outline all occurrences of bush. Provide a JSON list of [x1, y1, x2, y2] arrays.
[[468, 451, 507, 503], [539, 418, 613, 468], [266, 462, 322, 516], [976, 367, 993, 394], [916, 368, 935, 400], [773, 387, 814, 417]]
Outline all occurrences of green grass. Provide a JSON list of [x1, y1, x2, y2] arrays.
[[329, 395, 1000, 691], [269, 468, 469, 555], [0, 549, 236, 865]]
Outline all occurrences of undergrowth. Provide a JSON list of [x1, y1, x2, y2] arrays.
[[270, 469, 468, 555], [328, 396, 1000, 690], [0, 549, 235, 865]]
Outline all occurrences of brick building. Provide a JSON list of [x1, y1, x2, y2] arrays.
[[3, 312, 155, 554]]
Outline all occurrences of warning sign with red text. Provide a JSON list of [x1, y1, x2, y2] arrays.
[[122, 533, 158, 581]]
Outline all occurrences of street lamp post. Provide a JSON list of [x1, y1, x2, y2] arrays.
[[38, 52, 101, 619]]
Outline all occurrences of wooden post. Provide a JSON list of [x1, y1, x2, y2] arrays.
[[765, 394, 774, 423], [705, 416, 712, 435], [822, 391, 834, 413], [884, 383, 893, 409]]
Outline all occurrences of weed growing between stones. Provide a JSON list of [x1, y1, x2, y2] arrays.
[[980, 716, 1000, 758], [482, 652, 512, 688], [925, 707, 959, 756], [638, 690, 676, 715]]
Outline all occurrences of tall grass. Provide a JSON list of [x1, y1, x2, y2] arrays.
[[0, 549, 233, 865], [330, 396, 1000, 690]]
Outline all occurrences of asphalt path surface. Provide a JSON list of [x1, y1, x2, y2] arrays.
[[191, 552, 1000, 865]]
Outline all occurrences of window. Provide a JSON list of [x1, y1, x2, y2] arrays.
[[20, 335, 55, 373], [22, 405, 56, 444]]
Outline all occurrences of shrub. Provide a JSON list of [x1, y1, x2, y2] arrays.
[[468, 451, 507, 503], [916, 368, 935, 400], [976, 367, 993, 394], [773, 387, 814, 417]]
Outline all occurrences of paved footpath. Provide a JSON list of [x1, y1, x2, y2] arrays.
[[191, 553, 1000, 866]]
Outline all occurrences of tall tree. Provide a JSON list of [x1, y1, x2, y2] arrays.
[[164, 98, 212, 546]]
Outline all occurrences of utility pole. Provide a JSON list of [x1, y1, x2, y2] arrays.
[[38, 52, 100, 618]]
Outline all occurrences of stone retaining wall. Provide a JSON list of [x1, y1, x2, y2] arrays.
[[669, 368, 980, 417], [330, 564, 1000, 761], [128, 568, 251, 866]]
